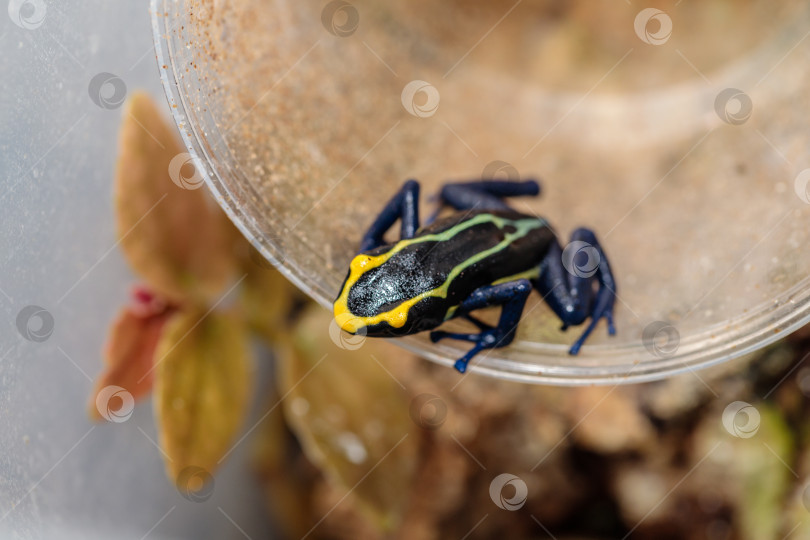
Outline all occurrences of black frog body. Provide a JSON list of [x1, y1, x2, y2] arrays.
[[331, 179, 616, 373], [334, 209, 555, 337]]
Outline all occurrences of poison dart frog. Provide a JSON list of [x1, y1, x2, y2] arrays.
[[333, 179, 616, 373]]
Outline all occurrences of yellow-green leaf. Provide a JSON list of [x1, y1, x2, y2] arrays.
[[692, 401, 794, 540], [153, 308, 252, 485], [278, 306, 418, 531], [115, 92, 235, 305]]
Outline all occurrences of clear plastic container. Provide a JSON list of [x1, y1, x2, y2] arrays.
[[152, 0, 810, 384]]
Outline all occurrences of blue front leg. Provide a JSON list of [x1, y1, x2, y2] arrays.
[[430, 279, 532, 373], [359, 179, 420, 252], [535, 228, 616, 355]]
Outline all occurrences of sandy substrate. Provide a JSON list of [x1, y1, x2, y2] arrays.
[[164, 0, 810, 363]]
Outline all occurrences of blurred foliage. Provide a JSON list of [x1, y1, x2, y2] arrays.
[[114, 93, 234, 305], [87, 301, 171, 421], [279, 306, 418, 531], [153, 309, 251, 484], [89, 92, 810, 539]]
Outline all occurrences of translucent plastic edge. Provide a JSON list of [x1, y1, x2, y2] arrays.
[[150, 0, 810, 385]]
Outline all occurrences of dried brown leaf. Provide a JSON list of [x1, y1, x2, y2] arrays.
[[115, 92, 235, 305], [278, 306, 418, 531], [88, 305, 171, 421], [153, 308, 252, 484]]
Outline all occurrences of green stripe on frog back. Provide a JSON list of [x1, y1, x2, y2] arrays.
[[408, 216, 545, 304], [388, 213, 544, 257]]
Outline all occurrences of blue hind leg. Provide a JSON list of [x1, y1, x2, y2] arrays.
[[430, 279, 532, 373], [359, 179, 420, 252], [427, 179, 541, 222], [535, 228, 617, 355]]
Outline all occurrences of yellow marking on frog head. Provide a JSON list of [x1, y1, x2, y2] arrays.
[[333, 249, 425, 333]]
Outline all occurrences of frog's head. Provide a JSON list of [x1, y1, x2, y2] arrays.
[[332, 247, 440, 338]]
